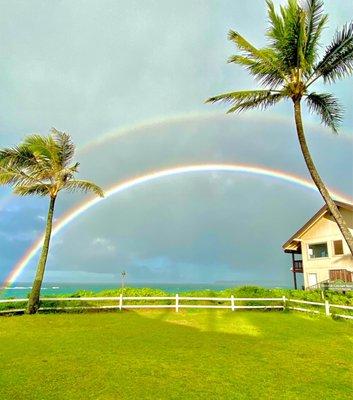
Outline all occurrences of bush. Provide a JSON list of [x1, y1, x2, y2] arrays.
[[1, 285, 353, 314]]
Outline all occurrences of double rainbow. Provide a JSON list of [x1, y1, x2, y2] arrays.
[[1, 111, 352, 287], [2, 163, 352, 288]]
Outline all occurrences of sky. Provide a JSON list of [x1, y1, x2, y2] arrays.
[[0, 0, 352, 287]]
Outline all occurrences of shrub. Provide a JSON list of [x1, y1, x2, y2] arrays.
[[1, 285, 353, 314]]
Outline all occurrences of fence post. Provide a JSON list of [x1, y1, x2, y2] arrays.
[[119, 293, 123, 311], [231, 295, 235, 311], [282, 296, 286, 310], [175, 293, 179, 313], [325, 300, 330, 316]]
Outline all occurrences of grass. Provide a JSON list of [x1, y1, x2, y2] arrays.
[[1, 310, 352, 399]]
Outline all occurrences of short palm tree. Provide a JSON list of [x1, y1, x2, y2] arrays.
[[207, 0, 353, 254], [0, 128, 104, 313]]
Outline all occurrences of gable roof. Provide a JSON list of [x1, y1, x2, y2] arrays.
[[282, 200, 353, 253]]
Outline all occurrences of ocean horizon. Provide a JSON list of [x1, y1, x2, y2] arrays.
[[0, 281, 292, 299]]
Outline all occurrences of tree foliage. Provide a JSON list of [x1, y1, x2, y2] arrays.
[[207, 0, 353, 133], [0, 128, 104, 198]]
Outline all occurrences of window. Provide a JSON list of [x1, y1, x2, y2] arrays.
[[333, 240, 344, 255], [308, 243, 328, 259]]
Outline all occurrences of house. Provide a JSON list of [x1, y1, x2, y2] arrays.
[[283, 201, 353, 290]]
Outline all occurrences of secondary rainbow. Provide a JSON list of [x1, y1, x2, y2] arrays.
[[3, 163, 352, 287], [1, 110, 352, 213], [78, 110, 353, 154]]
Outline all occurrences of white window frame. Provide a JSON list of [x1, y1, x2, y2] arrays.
[[307, 241, 329, 260]]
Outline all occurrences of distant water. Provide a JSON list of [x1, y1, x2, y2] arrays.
[[0, 281, 290, 299]]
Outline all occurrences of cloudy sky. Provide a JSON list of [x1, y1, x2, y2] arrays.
[[0, 0, 352, 287]]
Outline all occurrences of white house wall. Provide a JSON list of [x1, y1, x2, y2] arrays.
[[300, 210, 353, 288]]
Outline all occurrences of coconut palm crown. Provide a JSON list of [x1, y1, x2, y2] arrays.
[[0, 128, 103, 198], [207, 0, 353, 254], [0, 128, 104, 313]]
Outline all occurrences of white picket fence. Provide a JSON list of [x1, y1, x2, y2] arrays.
[[0, 295, 352, 319], [287, 298, 353, 320]]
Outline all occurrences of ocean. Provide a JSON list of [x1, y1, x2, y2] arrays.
[[0, 281, 290, 299]]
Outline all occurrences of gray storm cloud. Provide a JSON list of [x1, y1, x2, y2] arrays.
[[5, 115, 352, 285], [0, 0, 352, 285]]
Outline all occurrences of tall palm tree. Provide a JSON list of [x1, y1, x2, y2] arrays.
[[206, 0, 353, 254], [0, 128, 104, 313]]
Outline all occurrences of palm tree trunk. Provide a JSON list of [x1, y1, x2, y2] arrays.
[[27, 196, 56, 314], [293, 100, 353, 255]]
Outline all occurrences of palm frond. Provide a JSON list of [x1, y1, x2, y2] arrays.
[[206, 89, 285, 113], [305, 92, 343, 132], [23, 134, 53, 159], [64, 179, 104, 197], [207, 89, 271, 104], [0, 168, 20, 185], [13, 184, 49, 196], [228, 30, 260, 59], [297, 9, 307, 69], [227, 93, 285, 113], [228, 49, 284, 87], [314, 22, 353, 82], [302, 0, 328, 67], [19, 135, 60, 179], [0, 148, 52, 185], [51, 128, 75, 167], [0, 146, 37, 169], [228, 30, 286, 86], [0, 165, 45, 187], [266, 0, 285, 40], [266, 0, 305, 71]]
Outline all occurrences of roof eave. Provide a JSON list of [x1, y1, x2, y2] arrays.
[[282, 205, 327, 251]]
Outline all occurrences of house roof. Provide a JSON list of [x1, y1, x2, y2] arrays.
[[282, 200, 353, 253]]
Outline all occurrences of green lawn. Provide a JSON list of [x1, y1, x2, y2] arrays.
[[1, 310, 352, 400]]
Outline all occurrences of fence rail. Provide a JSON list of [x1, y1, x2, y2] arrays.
[[287, 299, 324, 306], [286, 298, 353, 320], [0, 295, 352, 319]]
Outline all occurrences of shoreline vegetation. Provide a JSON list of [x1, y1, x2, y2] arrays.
[[1, 286, 352, 315]]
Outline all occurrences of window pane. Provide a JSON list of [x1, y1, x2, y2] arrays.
[[333, 240, 344, 255], [308, 243, 328, 258]]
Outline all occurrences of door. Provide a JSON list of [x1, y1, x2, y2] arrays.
[[308, 273, 318, 287]]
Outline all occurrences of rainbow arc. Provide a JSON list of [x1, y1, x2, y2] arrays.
[[2, 163, 352, 288]]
